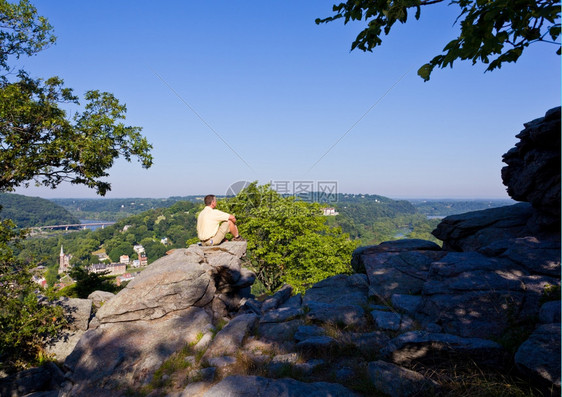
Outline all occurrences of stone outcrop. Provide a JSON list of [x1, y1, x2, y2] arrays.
[[87, 290, 115, 309], [515, 323, 561, 388], [368, 360, 440, 397], [0, 362, 64, 397], [60, 242, 255, 396], [432, 203, 534, 251], [203, 375, 357, 397], [501, 106, 561, 228]]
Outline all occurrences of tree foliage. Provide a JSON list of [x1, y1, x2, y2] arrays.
[[0, 219, 66, 370], [66, 266, 120, 299], [221, 183, 358, 293], [0, 72, 153, 195], [0, 192, 79, 227], [0, 0, 153, 371], [0, 0, 55, 71], [316, 0, 561, 80]]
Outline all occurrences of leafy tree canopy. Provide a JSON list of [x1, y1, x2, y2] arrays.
[[0, 0, 55, 72], [0, 0, 152, 371], [221, 183, 358, 293], [316, 0, 561, 80], [0, 0, 152, 196]]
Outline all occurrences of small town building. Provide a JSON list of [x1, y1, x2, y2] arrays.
[[58, 246, 72, 274], [322, 207, 339, 216], [120, 255, 130, 265], [32, 275, 47, 288], [139, 252, 148, 267], [88, 263, 126, 276], [116, 272, 135, 286]]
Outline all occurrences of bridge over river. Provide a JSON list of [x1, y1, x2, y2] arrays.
[[30, 222, 116, 232]]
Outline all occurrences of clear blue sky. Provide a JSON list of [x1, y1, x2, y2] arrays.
[[13, 0, 561, 199]]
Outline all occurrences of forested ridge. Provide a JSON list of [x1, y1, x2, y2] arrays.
[[0, 193, 79, 228], [50, 196, 204, 221]]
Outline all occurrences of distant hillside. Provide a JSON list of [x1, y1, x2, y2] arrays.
[[50, 196, 203, 221], [0, 193, 79, 228], [410, 199, 516, 217]]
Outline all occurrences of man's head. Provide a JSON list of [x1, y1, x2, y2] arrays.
[[204, 194, 216, 207]]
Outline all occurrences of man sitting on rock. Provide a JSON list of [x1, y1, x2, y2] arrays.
[[197, 194, 243, 246]]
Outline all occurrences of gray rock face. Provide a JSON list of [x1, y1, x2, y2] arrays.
[[415, 251, 558, 338], [45, 330, 85, 363], [259, 319, 303, 344], [345, 331, 390, 356], [364, 249, 446, 300], [260, 307, 303, 324], [502, 106, 561, 227], [278, 293, 303, 309], [539, 301, 561, 324], [296, 336, 337, 351], [62, 242, 253, 394], [294, 325, 326, 342], [305, 301, 367, 328], [65, 307, 211, 394], [303, 273, 369, 307], [203, 375, 358, 397], [371, 310, 401, 331], [432, 203, 534, 251], [56, 297, 92, 331], [368, 360, 440, 397], [96, 249, 215, 323], [352, 239, 442, 273], [203, 314, 258, 360], [0, 362, 64, 397], [391, 294, 422, 315], [87, 290, 115, 309], [381, 331, 505, 366], [515, 323, 561, 388], [261, 284, 293, 312], [498, 237, 561, 276]]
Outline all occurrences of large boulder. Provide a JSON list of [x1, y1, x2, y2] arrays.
[[302, 273, 369, 306], [502, 106, 561, 228], [64, 307, 212, 395], [95, 249, 215, 323], [363, 249, 446, 300], [87, 290, 115, 309], [381, 331, 505, 367], [432, 203, 534, 252], [351, 239, 442, 273], [62, 242, 252, 395], [202, 313, 258, 360], [0, 362, 65, 397], [203, 375, 358, 397], [368, 360, 440, 397], [56, 297, 92, 331], [515, 323, 561, 390], [415, 251, 557, 338]]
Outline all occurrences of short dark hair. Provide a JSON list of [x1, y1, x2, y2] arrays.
[[204, 195, 216, 206]]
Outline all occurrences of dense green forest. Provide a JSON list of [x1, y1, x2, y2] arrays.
[[0, 193, 79, 228]]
